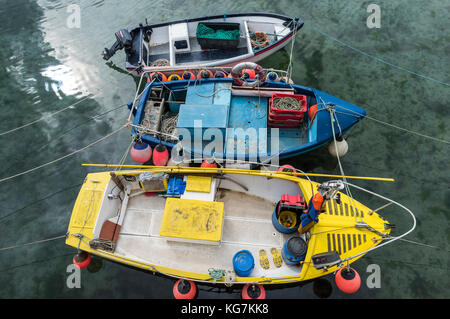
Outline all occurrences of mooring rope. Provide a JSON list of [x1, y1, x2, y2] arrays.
[[308, 23, 449, 87], [0, 125, 127, 184], [0, 234, 66, 252], [331, 104, 450, 145], [0, 94, 96, 137]]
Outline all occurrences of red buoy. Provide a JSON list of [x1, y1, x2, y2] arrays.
[[153, 143, 169, 166], [241, 284, 266, 299], [201, 159, 218, 168], [130, 142, 152, 163], [277, 164, 296, 173], [173, 280, 197, 299], [73, 251, 91, 269], [308, 104, 318, 124], [242, 69, 256, 79], [335, 267, 361, 294]]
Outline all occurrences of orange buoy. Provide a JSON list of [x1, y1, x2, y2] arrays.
[[198, 69, 213, 79], [153, 143, 169, 166], [73, 251, 91, 269], [201, 159, 218, 168], [279, 76, 294, 84], [277, 164, 296, 173], [173, 280, 197, 299], [214, 71, 226, 78], [308, 104, 318, 124], [149, 72, 167, 82], [130, 142, 152, 163], [241, 284, 266, 299], [182, 71, 196, 80], [335, 267, 361, 294], [167, 73, 181, 81], [242, 69, 256, 79]]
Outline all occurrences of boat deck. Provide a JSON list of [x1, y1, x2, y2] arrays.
[[114, 188, 303, 278]]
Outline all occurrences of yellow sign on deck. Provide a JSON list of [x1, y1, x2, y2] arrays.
[[160, 198, 224, 243], [185, 175, 212, 193]]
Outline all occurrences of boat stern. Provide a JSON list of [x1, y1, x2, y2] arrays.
[[65, 172, 111, 251]]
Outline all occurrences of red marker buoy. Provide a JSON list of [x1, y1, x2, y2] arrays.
[[241, 284, 266, 299], [173, 280, 197, 299], [153, 143, 169, 166], [130, 142, 152, 163], [73, 251, 91, 269], [335, 267, 361, 294], [277, 164, 296, 173]]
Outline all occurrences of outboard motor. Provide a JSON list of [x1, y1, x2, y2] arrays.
[[102, 29, 133, 60]]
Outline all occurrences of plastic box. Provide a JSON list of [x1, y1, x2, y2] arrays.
[[196, 22, 240, 50], [269, 93, 307, 115]]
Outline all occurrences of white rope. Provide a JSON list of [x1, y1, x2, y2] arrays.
[[308, 23, 449, 87], [0, 125, 126, 184], [331, 104, 450, 145], [0, 234, 66, 252], [0, 94, 96, 137]]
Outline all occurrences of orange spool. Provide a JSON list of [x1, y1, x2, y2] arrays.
[[173, 280, 197, 299], [167, 73, 182, 81], [73, 251, 91, 269], [149, 72, 167, 82], [182, 71, 196, 80], [308, 104, 318, 124], [198, 69, 213, 79], [241, 284, 266, 299], [335, 267, 361, 294]]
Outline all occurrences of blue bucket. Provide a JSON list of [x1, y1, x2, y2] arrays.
[[281, 237, 307, 265], [233, 250, 254, 277]]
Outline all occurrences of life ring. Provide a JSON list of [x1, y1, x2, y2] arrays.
[[231, 62, 266, 87], [251, 32, 269, 50]]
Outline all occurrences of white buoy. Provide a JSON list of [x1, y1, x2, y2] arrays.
[[329, 137, 348, 157]]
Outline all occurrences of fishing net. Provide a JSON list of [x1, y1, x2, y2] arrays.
[[196, 23, 240, 40]]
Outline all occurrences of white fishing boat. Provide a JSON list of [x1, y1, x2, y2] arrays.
[[102, 13, 303, 76]]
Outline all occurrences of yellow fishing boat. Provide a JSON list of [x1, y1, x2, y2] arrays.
[[65, 165, 410, 298]]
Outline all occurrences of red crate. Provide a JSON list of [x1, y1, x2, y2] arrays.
[[269, 93, 307, 115], [268, 114, 301, 128], [269, 109, 305, 121]]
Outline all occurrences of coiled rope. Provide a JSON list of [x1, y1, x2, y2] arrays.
[[272, 96, 303, 110]]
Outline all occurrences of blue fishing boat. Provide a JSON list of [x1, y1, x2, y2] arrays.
[[127, 63, 366, 163]]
